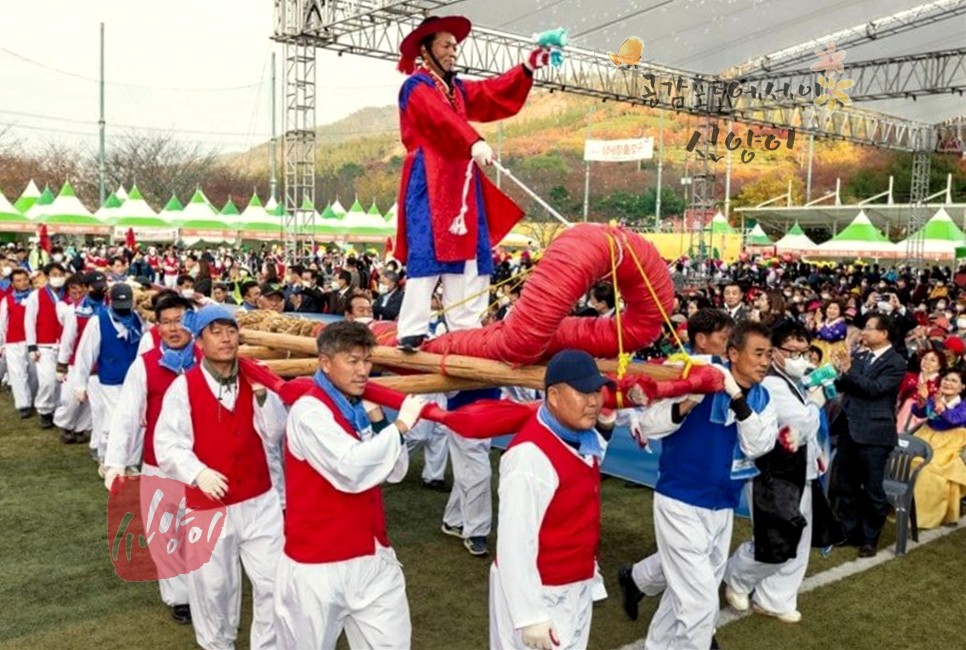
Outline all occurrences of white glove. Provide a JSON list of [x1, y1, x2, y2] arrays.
[[195, 468, 229, 500], [396, 394, 428, 432], [521, 622, 559, 650], [629, 412, 650, 450], [712, 363, 742, 399], [74, 388, 87, 403], [684, 393, 706, 405], [29, 351, 40, 363], [778, 425, 804, 453], [597, 408, 616, 428], [103, 466, 125, 492], [471, 140, 493, 167], [56, 371, 67, 383]]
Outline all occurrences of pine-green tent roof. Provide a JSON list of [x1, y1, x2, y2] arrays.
[[25, 185, 56, 219], [95, 191, 123, 220], [815, 211, 897, 256], [113, 184, 169, 228], [897, 208, 966, 258], [746, 224, 772, 246], [157, 193, 185, 223], [706, 212, 736, 234], [14, 180, 41, 214], [220, 197, 240, 216], [0, 188, 32, 232], [177, 188, 224, 228], [239, 193, 282, 234], [367, 201, 382, 218], [774, 222, 816, 251], [39, 181, 101, 226]]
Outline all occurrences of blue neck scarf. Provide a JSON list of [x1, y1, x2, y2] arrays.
[[159, 342, 197, 374], [45, 285, 64, 303], [314, 370, 370, 434], [538, 404, 603, 460], [710, 363, 768, 425], [109, 308, 143, 343], [12, 288, 31, 304]]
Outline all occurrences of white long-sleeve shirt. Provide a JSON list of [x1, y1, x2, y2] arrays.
[[762, 371, 823, 480], [286, 394, 409, 495], [104, 356, 150, 468], [24, 289, 69, 347], [154, 364, 288, 487], [496, 421, 606, 630], [72, 314, 103, 390], [0, 298, 9, 348]]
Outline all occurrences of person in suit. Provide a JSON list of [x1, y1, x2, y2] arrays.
[[373, 271, 404, 322], [325, 271, 354, 316], [722, 282, 749, 322], [829, 313, 907, 558]]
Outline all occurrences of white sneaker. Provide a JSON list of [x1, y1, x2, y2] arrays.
[[752, 603, 802, 623], [724, 584, 749, 611]]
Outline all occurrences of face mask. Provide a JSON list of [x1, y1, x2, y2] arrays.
[[784, 356, 812, 379], [188, 267, 200, 278], [181, 289, 195, 299], [877, 301, 894, 314], [1, 267, 11, 277], [354, 316, 373, 325], [49, 277, 66, 289], [53, 254, 63, 262], [378, 284, 390, 294], [957, 318, 966, 330], [938, 303, 947, 311]]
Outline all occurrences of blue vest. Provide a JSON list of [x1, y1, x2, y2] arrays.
[[656, 393, 764, 510], [96, 310, 141, 386]]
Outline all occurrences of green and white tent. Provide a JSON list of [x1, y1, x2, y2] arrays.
[[158, 193, 185, 223], [37, 181, 111, 235], [95, 191, 124, 221], [315, 202, 345, 238], [0, 187, 33, 233], [25, 185, 56, 220], [367, 201, 382, 219], [220, 196, 242, 230], [774, 223, 816, 252], [112, 185, 176, 241], [814, 211, 898, 258], [897, 207, 966, 260], [330, 199, 348, 217], [239, 193, 283, 241], [115, 184, 129, 202], [179, 188, 235, 243], [15, 180, 42, 214], [705, 212, 736, 234], [385, 202, 398, 230], [745, 223, 773, 247], [264, 196, 285, 217], [342, 198, 393, 241]]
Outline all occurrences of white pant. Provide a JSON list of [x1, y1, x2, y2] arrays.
[[54, 364, 92, 432], [140, 463, 190, 607], [397, 259, 489, 339], [33, 345, 60, 414], [274, 544, 411, 650], [442, 425, 492, 538], [725, 483, 813, 615], [405, 393, 449, 483], [164, 274, 178, 288], [642, 493, 733, 650], [4, 342, 36, 410], [185, 490, 283, 650], [90, 380, 122, 460], [488, 564, 593, 650]]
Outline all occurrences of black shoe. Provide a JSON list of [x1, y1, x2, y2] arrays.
[[171, 604, 191, 624], [39, 413, 54, 429], [464, 536, 489, 556], [422, 479, 449, 492], [19, 408, 32, 419], [858, 545, 877, 558], [441, 523, 464, 538], [710, 633, 721, 649], [60, 429, 76, 444], [618, 565, 645, 621], [75, 430, 91, 444], [397, 335, 426, 353]]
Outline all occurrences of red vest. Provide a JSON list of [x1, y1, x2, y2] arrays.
[[283, 386, 391, 563], [141, 346, 201, 467], [36, 288, 63, 345], [505, 415, 601, 586], [185, 366, 271, 508], [4, 294, 27, 343], [68, 310, 94, 366]]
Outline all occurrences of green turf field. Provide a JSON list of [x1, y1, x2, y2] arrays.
[[1, 388, 963, 649]]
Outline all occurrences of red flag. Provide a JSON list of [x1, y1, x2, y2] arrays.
[[38, 224, 51, 254], [385, 237, 394, 260], [125, 228, 137, 250]]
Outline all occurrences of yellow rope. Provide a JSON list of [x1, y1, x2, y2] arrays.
[[430, 264, 535, 319], [606, 232, 631, 409]]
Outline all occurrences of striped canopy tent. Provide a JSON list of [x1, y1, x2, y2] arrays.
[[705, 211, 736, 234], [239, 193, 283, 241], [812, 211, 899, 259], [774, 223, 816, 252], [342, 198, 393, 242], [314, 201, 345, 240], [115, 184, 129, 202], [178, 188, 236, 244], [14, 180, 42, 214], [0, 187, 34, 233], [264, 196, 285, 217], [367, 201, 382, 219], [24, 185, 55, 220], [111, 185, 176, 242], [34, 181, 111, 236], [385, 202, 398, 229], [330, 198, 347, 217], [158, 193, 185, 224], [897, 207, 966, 260], [220, 195, 242, 231], [95, 191, 124, 221], [746, 223, 772, 246]]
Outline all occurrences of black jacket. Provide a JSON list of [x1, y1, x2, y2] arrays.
[[373, 289, 404, 322], [834, 346, 907, 447]]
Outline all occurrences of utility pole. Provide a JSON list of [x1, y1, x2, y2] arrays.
[[655, 112, 664, 231], [270, 51, 278, 203], [582, 106, 593, 222], [98, 23, 106, 207]]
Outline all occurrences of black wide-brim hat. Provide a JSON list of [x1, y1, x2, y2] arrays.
[[399, 15, 472, 58]]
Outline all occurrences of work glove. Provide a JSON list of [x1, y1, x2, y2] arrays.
[[628, 412, 649, 450], [103, 466, 125, 492], [778, 425, 803, 453], [807, 384, 826, 409], [470, 140, 494, 167], [597, 408, 616, 428], [195, 468, 229, 500], [29, 351, 40, 363], [396, 394, 428, 433], [525, 47, 552, 71], [74, 388, 87, 403], [521, 621, 559, 649], [56, 363, 69, 383], [711, 363, 742, 399]]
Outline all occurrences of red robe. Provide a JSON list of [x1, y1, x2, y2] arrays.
[[395, 64, 533, 268]]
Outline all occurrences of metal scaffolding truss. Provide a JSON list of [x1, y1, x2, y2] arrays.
[[905, 151, 932, 266], [725, 0, 966, 76], [738, 48, 966, 102]]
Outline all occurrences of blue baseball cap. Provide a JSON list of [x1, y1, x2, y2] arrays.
[[544, 349, 616, 393], [185, 304, 237, 338]]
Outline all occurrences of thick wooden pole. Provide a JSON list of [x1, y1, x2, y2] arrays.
[[238, 345, 309, 360]]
